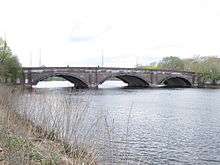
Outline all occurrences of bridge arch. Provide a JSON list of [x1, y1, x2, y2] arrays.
[[32, 73, 89, 88], [160, 76, 192, 88], [98, 73, 149, 88]]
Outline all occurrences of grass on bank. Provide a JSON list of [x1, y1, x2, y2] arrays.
[[0, 86, 97, 165], [0, 86, 143, 165]]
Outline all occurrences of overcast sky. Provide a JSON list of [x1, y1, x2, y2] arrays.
[[1, 0, 220, 67]]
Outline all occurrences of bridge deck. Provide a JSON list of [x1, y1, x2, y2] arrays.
[[22, 67, 196, 74]]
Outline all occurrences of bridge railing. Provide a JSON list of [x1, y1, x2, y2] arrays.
[[22, 67, 196, 75]]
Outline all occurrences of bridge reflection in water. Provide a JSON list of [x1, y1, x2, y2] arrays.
[[21, 67, 202, 89]]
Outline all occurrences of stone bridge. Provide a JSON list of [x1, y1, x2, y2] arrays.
[[21, 67, 202, 88]]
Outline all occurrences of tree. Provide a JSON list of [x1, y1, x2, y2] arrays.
[[0, 38, 22, 83], [183, 56, 220, 85], [158, 56, 184, 71], [200, 56, 220, 85]]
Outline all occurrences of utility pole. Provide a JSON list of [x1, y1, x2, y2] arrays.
[[29, 52, 32, 67], [101, 49, 104, 67], [39, 49, 42, 67], [136, 56, 138, 67]]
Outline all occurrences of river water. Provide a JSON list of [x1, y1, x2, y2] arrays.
[[31, 81, 220, 164]]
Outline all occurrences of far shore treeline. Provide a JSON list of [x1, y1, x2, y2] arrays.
[[138, 56, 220, 85], [0, 37, 220, 85]]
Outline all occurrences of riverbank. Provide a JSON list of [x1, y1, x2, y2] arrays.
[[0, 86, 97, 165]]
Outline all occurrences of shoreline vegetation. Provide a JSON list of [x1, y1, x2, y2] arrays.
[[0, 85, 146, 165], [0, 86, 97, 165]]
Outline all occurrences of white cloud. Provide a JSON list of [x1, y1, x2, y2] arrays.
[[0, 0, 220, 67]]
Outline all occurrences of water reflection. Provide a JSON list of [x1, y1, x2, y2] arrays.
[[33, 81, 74, 88], [33, 80, 127, 89]]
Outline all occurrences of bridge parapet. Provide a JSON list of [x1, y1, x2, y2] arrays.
[[23, 67, 195, 73]]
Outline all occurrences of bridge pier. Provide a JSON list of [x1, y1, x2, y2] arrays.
[[88, 85, 99, 89], [150, 72, 159, 86]]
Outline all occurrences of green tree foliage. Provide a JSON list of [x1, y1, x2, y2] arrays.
[[0, 38, 22, 83], [184, 56, 220, 85], [158, 56, 184, 71], [136, 62, 161, 70], [137, 55, 220, 85]]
